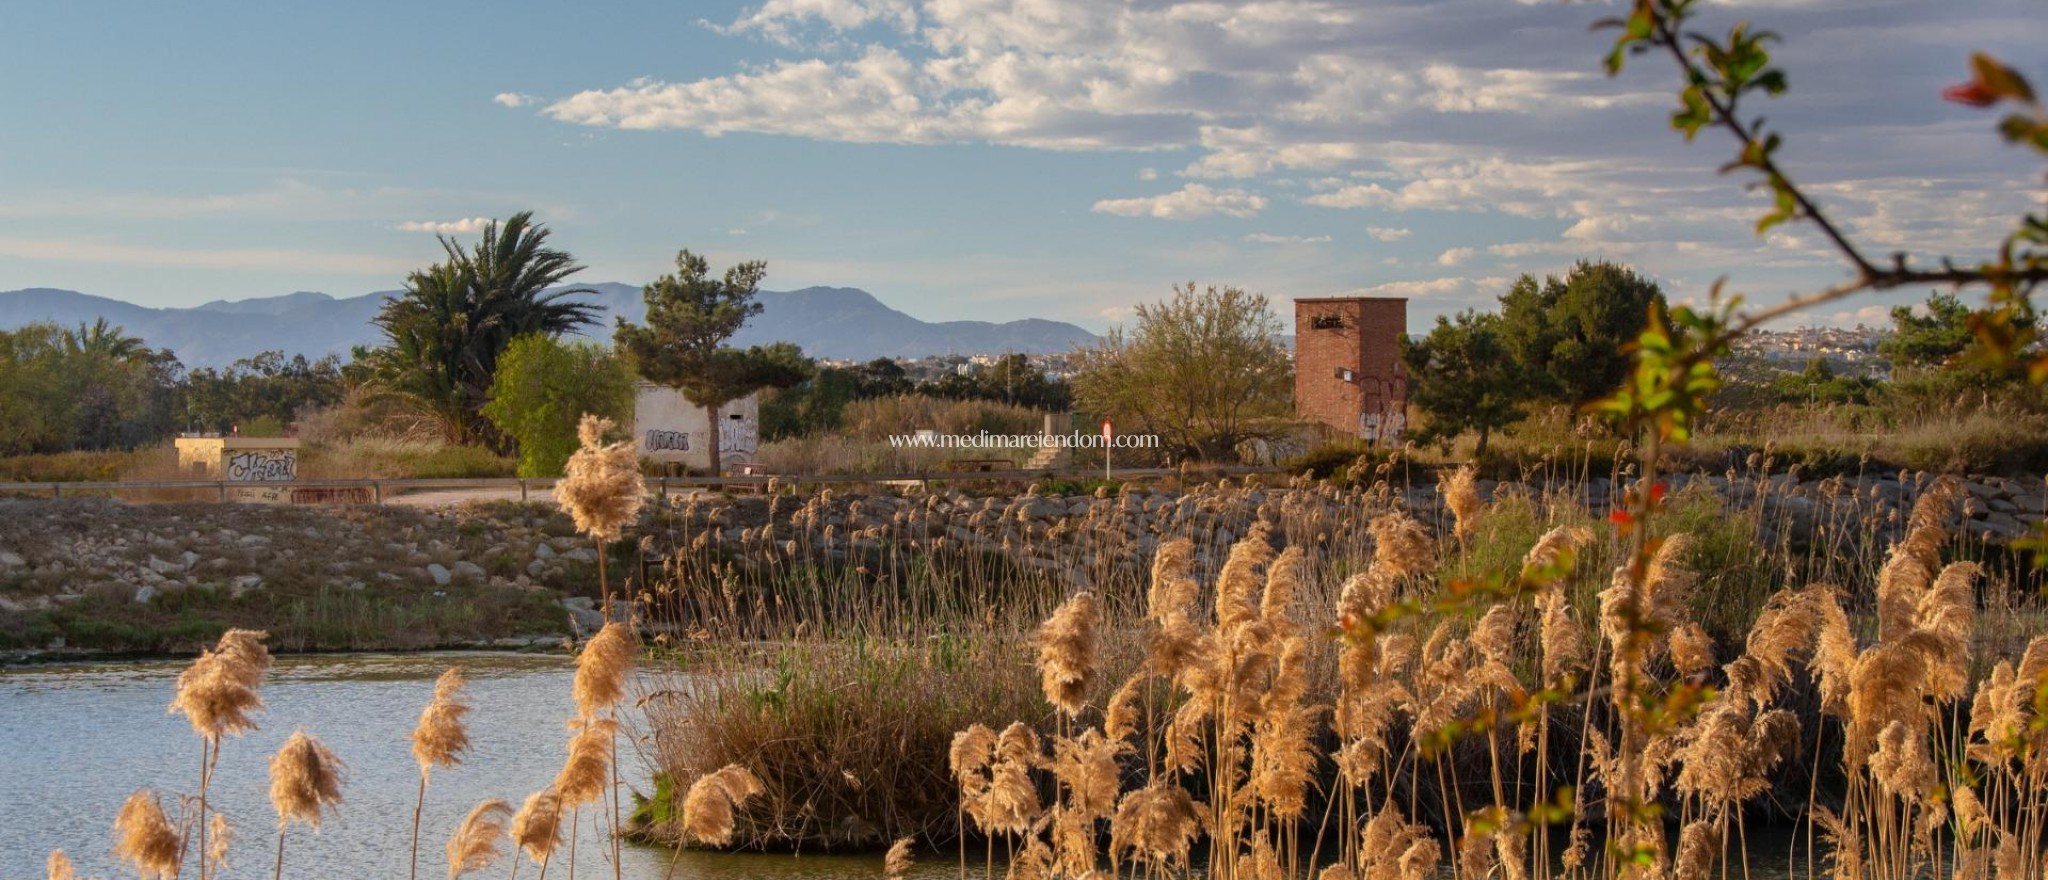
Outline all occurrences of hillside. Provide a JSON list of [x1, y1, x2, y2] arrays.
[[0, 284, 1097, 367]]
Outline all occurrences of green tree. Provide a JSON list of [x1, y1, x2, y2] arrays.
[[614, 250, 813, 473], [1498, 260, 1668, 405], [1071, 283, 1292, 461], [1876, 291, 2027, 371], [1400, 310, 1528, 457], [369, 213, 598, 445], [481, 335, 635, 477], [62, 318, 145, 361]]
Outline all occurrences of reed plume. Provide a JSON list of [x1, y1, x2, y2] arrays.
[[446, 799, 512, 879], [554, 415, 646, 542], [883, 837, 915, 879], [1367, 512, 1435, 581], [681, 765, 764, 847], [1033, 592, 1101, 718], [572, 622, 639, 719], [269, 729, 344, 880], [554, 716, 618, 808], [510, 789, 565, 865], [206, 813, 233, 878], [113, 790, 182, 880], [1214, 523, 1274, 631], [269, 730, 345, 830], [47, 851, 75, 880], [410, 667, 473, 880], [1109, 783, 1204, 869], [412, 667, 473, 775], [171, 629, 270, 739], [1442, 465, 1481, 542]]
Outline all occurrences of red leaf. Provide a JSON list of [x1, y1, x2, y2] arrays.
[[1944, 82, 1998, 108]]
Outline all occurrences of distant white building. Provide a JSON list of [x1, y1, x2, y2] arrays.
[[631, 383, 760, 472]]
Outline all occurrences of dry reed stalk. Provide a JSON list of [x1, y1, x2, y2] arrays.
[[447, 799, 513, 879], [680, 764, 764, 847], [1033, 592, 1101, 718], [113, 789, 182, 880], [46, 851, 75, 880]]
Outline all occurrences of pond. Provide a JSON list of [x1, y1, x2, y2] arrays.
[[0, 652, 947, 879]]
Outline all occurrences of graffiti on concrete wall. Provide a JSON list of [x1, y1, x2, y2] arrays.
[[719, 417, 759, 462], [225, 450, 296, 482], [644, 430, 691, 453]]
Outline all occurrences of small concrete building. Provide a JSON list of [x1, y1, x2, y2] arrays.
[[1294, 297, 1409, 443], [175, 436, 301, 481], [631, 383, 761, 473], [173, 435, 303, 502]]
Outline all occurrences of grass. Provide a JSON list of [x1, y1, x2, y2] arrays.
[[25, 454, 2048, 880]]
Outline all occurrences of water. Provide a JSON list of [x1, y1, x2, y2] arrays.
[[0, 653, 948, 880]]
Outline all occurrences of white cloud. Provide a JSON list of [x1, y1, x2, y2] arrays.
[[1367, 226, 1412, 242], [1136, 167, 1158, 181], [1093, 183, 1267, 220], [494, 92, 539, 108], [1437, 246, 1477, 266], [715, 0, 919, 45], [1243, 232, 1331, 244], [396, 217, 493, 235]]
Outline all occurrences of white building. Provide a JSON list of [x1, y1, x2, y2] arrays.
[[631, 383, 761, 472]]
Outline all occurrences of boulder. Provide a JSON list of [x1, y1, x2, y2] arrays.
[[452, 561, 487, 581], [426, 563, 453, 586]]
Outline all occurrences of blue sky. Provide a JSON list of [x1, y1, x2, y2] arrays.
[[0, 0, 2039, 332]]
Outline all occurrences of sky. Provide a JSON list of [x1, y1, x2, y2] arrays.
[[0, 0, 2039, 333]]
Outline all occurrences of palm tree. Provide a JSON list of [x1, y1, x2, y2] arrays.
[[62, 318, 146, 361], [371, 213, 599, 445]]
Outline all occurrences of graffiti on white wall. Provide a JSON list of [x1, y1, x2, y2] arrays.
[[226, 449, 296, 482], [644, 430, 691, 453], [719, 416, 759, 463]]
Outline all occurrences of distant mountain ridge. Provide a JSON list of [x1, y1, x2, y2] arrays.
[[0, 284, 1097, 367]]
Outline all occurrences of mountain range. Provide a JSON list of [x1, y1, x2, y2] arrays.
[[0, 284, 1098, 367]]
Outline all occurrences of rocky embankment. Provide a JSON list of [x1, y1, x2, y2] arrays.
[[1, 468, 2040, 656]]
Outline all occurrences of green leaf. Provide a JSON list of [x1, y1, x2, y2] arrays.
[[1972, 52, 2036, 104]]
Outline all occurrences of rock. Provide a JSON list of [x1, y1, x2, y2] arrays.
[[133, 585, 158, 604], [148, 556, 179, 575], [426, 563, 453, 586], [534, 543, 556, 560], [230, 574, 264, 596], [0, 550, 24, 568], [452, 561, 486, 580], [238, 533, 269, 546], [562, 599, 605, 634], [347, 580, 366, 591], [179, 551, 201, 569], [526, 559, 548, 578], [563, 547, 596, 564]]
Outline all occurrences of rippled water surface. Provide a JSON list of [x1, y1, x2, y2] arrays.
[[0, 653, 948, 879]]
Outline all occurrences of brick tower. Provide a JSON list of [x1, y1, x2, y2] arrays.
[[1293, 297, 1408, 443]]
